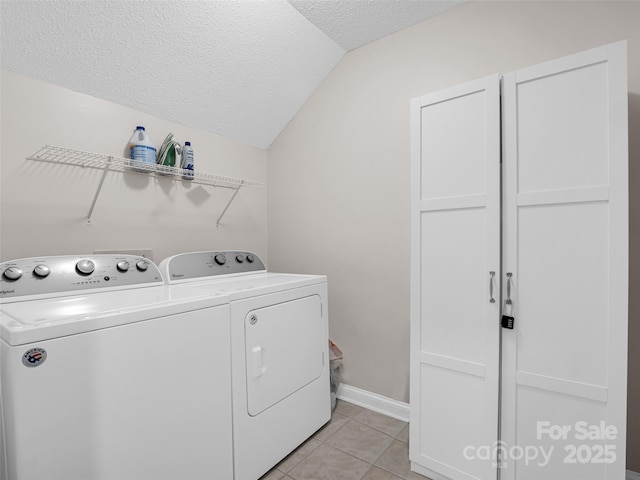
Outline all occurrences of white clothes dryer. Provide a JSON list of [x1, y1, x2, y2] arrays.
[[0, 255, 233, 480], [160, 251, 331, 480]]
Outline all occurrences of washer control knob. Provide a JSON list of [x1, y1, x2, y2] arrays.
[[136, 261, 149, 272], [76, 259, 95, 275], [246, 254, 255, 263], [33, 265, 51, 278], [3, 266, 23, 281], [236, 255, 245, 263], [117, 261, 130, 272], [214, 254, 226, 266]]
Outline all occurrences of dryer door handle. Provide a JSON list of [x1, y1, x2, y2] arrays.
[[251, 345, 268, 378]]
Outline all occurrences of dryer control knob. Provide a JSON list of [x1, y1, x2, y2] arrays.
[[214, 254, 226, 266], [136, 261, 149, 272], [76, 259, 95, 275], [117, 261, 130, 272], [236, 255, 245, 263], [3, 266, 23, 281], [246, 254, 255, 263], [33, 265, 50, 278]]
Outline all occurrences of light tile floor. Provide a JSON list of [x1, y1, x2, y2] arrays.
[[260, 400, 431, 480]]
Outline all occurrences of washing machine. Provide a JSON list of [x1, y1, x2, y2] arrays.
[[159, 251, 330, 480], [0, 254, 233, 480]]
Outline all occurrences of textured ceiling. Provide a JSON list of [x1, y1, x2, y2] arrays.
[[288, 0, 464, 51], [0, 0, 463, 149]]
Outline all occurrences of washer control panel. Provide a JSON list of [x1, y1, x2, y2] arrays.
[[161, 251, 266, 282], [0, 255, 163, 300]]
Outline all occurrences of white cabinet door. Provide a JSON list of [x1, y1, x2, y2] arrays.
[[501, 42, 628, 480], [410, 75, 501, 480]]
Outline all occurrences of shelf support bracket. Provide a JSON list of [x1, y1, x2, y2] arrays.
[[87, 156, 112, 224], [216, 181, 244, 228]]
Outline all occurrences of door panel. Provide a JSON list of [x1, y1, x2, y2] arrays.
[[517, 202, 609, 385], [410, 75, 501, 480], [501, 41, 628, 480], [515, 60, 610, 193], [514, 386, 608, 480], [245, 295, 323, 416], [420, 90, 488, 199], [418, 364, 496, 480], [420, 208, 488, 364]]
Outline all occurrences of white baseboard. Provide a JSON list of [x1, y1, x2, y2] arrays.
[[336, 383, 410, 422], [627, 470, 640, 480]]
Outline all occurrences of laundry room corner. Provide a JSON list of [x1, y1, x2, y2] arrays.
[[266, 1, 640, 473], [0, 70, 268, 264], [1, 0, 639, 478]]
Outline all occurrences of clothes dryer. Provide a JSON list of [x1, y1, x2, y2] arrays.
[[0, 255, 233, 480], [160, 251, 330, 480]]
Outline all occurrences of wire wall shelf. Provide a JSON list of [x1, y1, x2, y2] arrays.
[[27, 145, 264, 189], [27, 145, 265, 226]]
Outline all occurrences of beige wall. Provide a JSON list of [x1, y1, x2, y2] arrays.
[[0, 70, 267, 263], [267, 0, 640, 470]]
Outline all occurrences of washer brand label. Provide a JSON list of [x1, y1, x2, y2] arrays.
[[22, 348, 47, 368], [171, 273, 184, 278], [0, 289, 15, 296]]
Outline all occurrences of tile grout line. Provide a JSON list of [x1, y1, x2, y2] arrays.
[[320, 416, 407, 480], [351, 415, 409, 441], [292, 415, 391, 480], [266, 400, 414, 480], [323, 403, 412, 479], [359, 439, 404, 480]]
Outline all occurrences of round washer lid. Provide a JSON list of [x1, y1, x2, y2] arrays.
[[0, 285, 229, 346]]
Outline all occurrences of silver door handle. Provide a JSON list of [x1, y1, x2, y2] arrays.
[[505, 273, 513, 305], [489, 271, 496, 303]]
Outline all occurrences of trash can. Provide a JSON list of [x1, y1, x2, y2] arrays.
[[329, 340, 343, 411]]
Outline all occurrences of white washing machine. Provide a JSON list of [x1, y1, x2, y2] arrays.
[[160, 251, 331, 480], [0, 254, 233, 480]]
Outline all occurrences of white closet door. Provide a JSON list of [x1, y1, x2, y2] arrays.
[[410, 75, 501, 480], [501, 42, 628, 480]]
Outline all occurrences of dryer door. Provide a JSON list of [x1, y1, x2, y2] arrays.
[[245, 295, 323, 416]]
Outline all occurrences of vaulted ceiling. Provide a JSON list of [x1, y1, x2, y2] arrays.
[[1, 0, 463, 148]]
